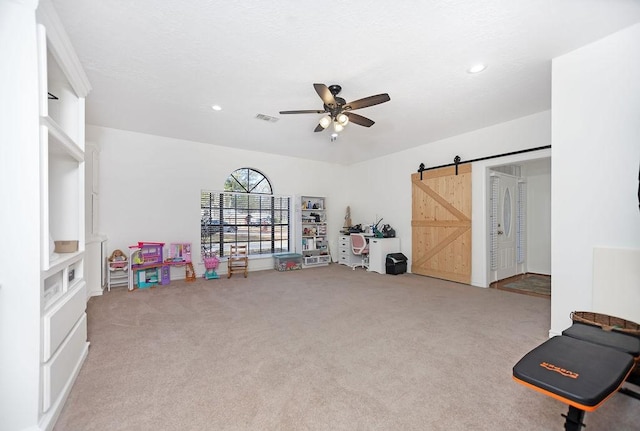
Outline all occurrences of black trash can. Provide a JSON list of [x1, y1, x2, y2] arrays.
[[385, 253, 407, 275]]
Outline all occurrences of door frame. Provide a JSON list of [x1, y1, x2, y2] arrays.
[[469, 147, 551, 288]]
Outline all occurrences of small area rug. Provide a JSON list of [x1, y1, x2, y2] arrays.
[[502, 275, 551, 297]]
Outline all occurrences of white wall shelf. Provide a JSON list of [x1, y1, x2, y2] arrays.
[[42, 117, 84, 161]]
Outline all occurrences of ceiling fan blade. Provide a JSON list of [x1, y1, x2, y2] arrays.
[[313, 83, 337, 109], [343, 93, 390, 111], [314, 124, 326, 132], [279, 109, 326, 114], [344, 112, 375, 127]]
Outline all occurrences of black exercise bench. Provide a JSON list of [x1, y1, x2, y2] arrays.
[[513, 322, 640, 430]]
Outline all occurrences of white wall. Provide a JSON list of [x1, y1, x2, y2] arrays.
[[89, 126, 348, 276], [347, 111, 551, 287], [0, 2, 42, 430], [592, 247, 640, 324], [94, 110, 552, 288], [524, 158, 551, 275], [551, 23, 640, 335]]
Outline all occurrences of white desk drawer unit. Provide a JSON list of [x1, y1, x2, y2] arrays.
[[338, 235, 352, 266]]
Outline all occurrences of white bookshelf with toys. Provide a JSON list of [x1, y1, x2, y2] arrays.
[[298, 196, 331, 267]]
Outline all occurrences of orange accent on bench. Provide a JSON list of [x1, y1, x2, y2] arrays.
[[512, 366, 633, 413], [539, 362, 579, 379]]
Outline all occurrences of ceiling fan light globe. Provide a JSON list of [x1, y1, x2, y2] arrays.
[[333, 122, 344, 132], [337, 113, 349, 126], [319, 116, 331, 129]]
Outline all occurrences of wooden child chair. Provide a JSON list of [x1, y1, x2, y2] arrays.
[[227, 244, 248, 278]]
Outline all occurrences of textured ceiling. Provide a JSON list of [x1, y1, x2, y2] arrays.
[[52, 0, 640, 164]]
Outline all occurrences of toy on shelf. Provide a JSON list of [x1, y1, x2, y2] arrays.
[[131, 250, 143, 265], [202, 251, 220, 280], [108, 249, 128, 271], [106, 249, 129, 291]]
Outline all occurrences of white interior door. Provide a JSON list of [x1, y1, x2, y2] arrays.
[[496, 173, 518, 280]]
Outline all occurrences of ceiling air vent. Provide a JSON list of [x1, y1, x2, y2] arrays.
[[255, 114, 279, 123]]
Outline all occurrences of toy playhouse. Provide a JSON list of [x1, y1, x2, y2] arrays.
[[128, 242, 167, 290], [128, 242, 198, 290]]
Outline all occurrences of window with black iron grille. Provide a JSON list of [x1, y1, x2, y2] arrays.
[[201, 168, 291, 257]]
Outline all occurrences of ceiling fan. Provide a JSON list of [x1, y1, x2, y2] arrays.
[[279, 83, 390, 133]]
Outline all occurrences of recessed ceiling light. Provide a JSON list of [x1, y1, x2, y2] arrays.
[[467, 63, 487, 74], [211, 105, 222, 111]]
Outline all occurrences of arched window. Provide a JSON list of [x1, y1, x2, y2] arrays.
[[201, 168, 291, 257], [225, 168, 272, 194]]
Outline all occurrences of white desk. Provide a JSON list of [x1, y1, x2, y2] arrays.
[[367, 237, 401, 274]]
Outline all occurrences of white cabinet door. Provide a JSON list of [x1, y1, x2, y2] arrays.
[[368, 238, 401, 274]]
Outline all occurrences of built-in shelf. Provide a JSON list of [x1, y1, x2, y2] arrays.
[[34, 2, 91, 428], [41, 117, 84, 161]]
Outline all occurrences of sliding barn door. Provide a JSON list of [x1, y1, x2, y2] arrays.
[[411, 165, 472, 284]]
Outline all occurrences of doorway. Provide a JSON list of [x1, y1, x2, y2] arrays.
[[490, 170, 524, 282], [487, 158, 551, 291]]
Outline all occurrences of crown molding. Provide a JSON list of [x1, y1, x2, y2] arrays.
[[36, 0, 91, 98]]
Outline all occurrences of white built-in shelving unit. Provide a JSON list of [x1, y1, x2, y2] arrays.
[[1, 2, 91, 428], [39, 1, 91, 428]]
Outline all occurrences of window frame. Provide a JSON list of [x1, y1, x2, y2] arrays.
[[201, 169, 291, 258]]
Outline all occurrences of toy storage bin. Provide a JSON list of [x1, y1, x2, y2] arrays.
[[273, 253, 303, 271]]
